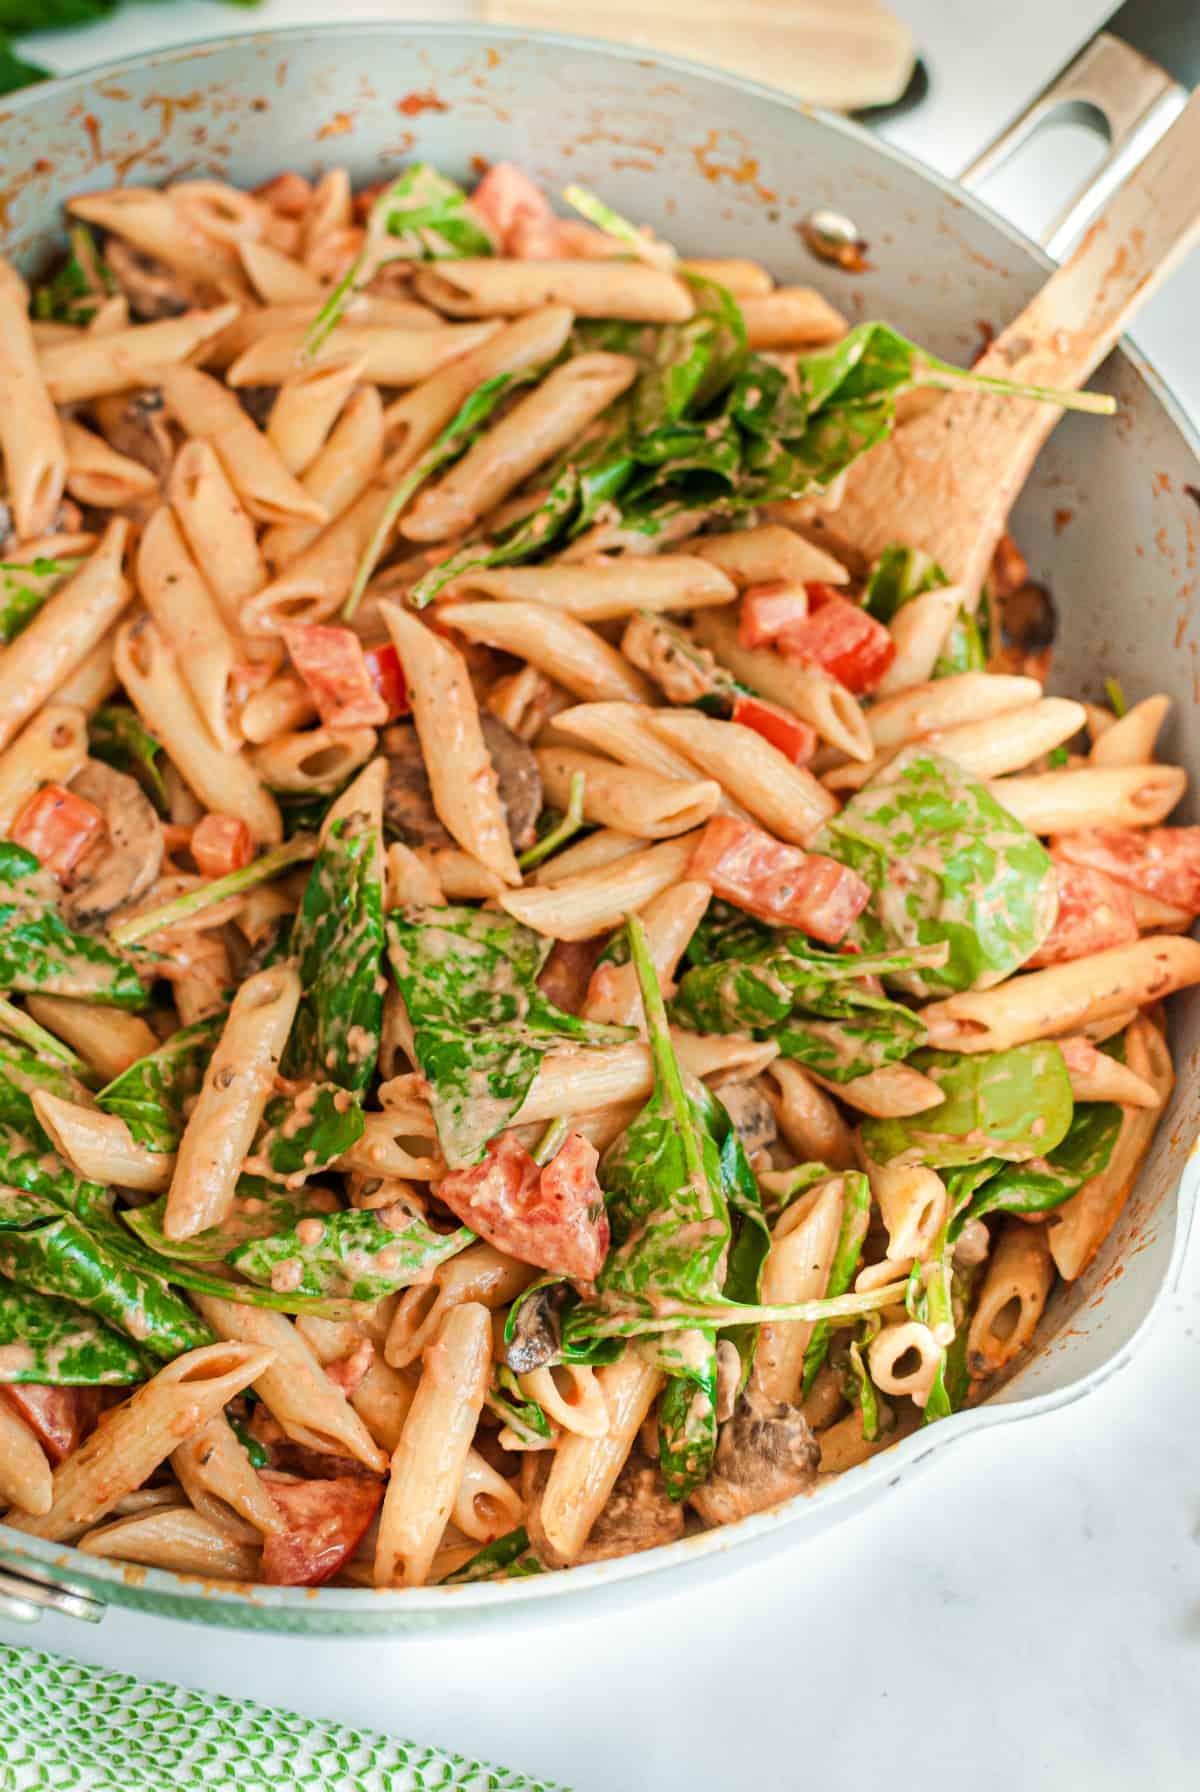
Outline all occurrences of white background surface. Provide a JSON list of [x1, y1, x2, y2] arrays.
[[4, 4, 1199, 1788]]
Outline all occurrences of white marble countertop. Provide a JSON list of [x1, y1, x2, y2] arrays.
[[3, 4, 1198, 1788]]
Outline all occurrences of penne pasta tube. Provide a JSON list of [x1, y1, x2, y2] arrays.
[[518, 1364, 608, 1440], [240, 484, 393, 633], [385, 1242, 533, 1369], [380, 601, 521, 885], [70, 187, 243, 283], [38, 304, 240, 403], [250, 724, 378, 793], [238, 670, 318, 743], [868, 1161, 948, 1262], [1047, 1018, 1173, 1280], [827, 698, 1089, 793], [381, 305, 574, 474], [415, 259, 693, 322], [550, 701, 717, 785], [760, 1060, 857, 1168], [499, 833, 700, 941], [227, 320, 502, 388], [77, 1508, 262, 1581], [262, 385, 385, 569], [690, 524, 848, 588], [7, 1341, 273, 1543], [266, 356, 364, 476], [448, 554, 737, 618], [984, 764, 1187, 834], [32, 1092, 174, 1194], [194, 1296, 388, 1471], [819, 1407, 914, 1474], [867, 672, 1042, 753], [404, 352, 637, 542], [678, 257, 773, 294], [302, 167, 352, 248], [375, 1302, 492, 1587], [739, 287, 848, 348], [532, 1352, 664, 1567], [647, 710, 836, 844], [438, 601, 652, 705], [582, 880, 711, 1026], [1088, 693, 1170, 767], [386, 841, 444, 909], [504, 1030, 776, 1127], [1058, 1035, 1162, 1108], [487, 662, 557, 742], [51, 634, 119, 712], [966, 1223, 1055, 1379], [24, 997, 157, 1082], [414, 846, 505, 901], [238, 237, 325, 302], [214, 298, 446, 365], [920, 935, 1200, 1054], [162, 366, 327, 528], [115, 616, 283, 841], [0, 1400, 53, 1517], [810, 1062, 946, 1117], [164, 964, 300, 1240], [339, 1112, 442, 1184], [537, 745, 721, 839], [0, 704, 88, 836], [0, 521, 131, 754], [451, 1449, 525, 1542], [874, 586, 964, 696], [0, 260, 68, 538], [168, 441, 270, 637], [137, 507, 241, 751], [171, 1412, 285, 1538], [530, 828, 641, 887], [692, 609, 872, 761], [755, 1176, 846, 1404], [62, 418, 158, 509], [868, 1319, 943, 1406]]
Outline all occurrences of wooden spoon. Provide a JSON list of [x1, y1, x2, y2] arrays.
[[797, 86, 1200, 605]]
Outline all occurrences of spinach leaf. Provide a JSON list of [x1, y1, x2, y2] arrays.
[[0, 557, 81, 644], [96, 1016, 223, 1154], [486, 1364, 552, 1447], [228, 1199, 471, 1302], [0, 1082, 110, 1223], [441, 1526, 544, 1584], [0, 842, 150, 1008], [861, 1042, 1074, 1169], [386, 905, 632, 1167], [284, 814, 384, 1094], [813, 750, 1058, 996], [800, 1172, 872, 1395], [0, 34, 48, 94], [382, 163, 495, 260], [30, 223, 114, 325], [88, 705, 168, 813], [250, 1084, 364, 1181], [954, 1100, 1122, 1230], [654, 1329, 718, 1502], [0, 1274, 145, 1384], [123, 1180, 338, 1265], [861, 543, 948, 625], [934, 608, 988, 680]]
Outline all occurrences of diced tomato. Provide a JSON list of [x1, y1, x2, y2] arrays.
[[191, 813, 254, 880], [1, 1385, 90, 1466], [260, 1473, 384, 1587], [778, 593, 896, 695], [1049, 828, 1200, 915], [688, 814, 870, 944], [1027, 859, 1138, 968], [803, 581, 843, 612], [361, 642, 410, 720], [731, 694, 817, 767], [470, 162, 560, 258], [281, 623, 389, 728], [255, 171, 312, 217], [738, 581, 810, 649], [9, 784, 106, 884], [436, 1130, 610, 1281]]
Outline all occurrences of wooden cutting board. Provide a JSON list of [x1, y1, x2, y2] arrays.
[[479, 0, 916, 112]]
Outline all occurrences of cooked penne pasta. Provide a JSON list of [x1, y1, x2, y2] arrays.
[[250, 723, 378, 793], [739, 287, 848, 348], [985, 764, 1187, 834], [413, 259, 693, 322], [0, 704, 88, 836], [78, 1507, 262, 1580], [162, 365, 327, 529], [0, 1400, 53, 1517], [531, 1352, 663, 1567], [266, 356, 365, 476], [691, 524, 849, 588], [867, 1161, 948, 1262], [62, 418, 157, 509], [874, 586, 964, 695], [438, 602, 652, 704], [1088, 693, 1170, 766], [756, 1177, 846, 1403], [537, 745, 721, 839], [137, 507, 242, 752], [445, 554, 736, 618], [500, 834, 700, 940], [38, 304, 240, 403], [227, 320, 503, 387], [32, 1091, 174, 1193], [171, 1412, 286, 1538], [966, 1223, 1055, 1377], [647, 709, 836, 843], [582, 880, 711, 1026], [262, 385, 386, 569], [692, 609, 873, 760], [23, 997, 158, 1081], [0, 260, 68, 538], [866, 672, 1041, 752], [760, 1060, 857, 1168], [168, 440, 270, 636]]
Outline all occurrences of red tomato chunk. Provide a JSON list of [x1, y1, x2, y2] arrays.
[[1027, 859, 1138, 968], [1, 1385, 92, 1465], [778, 590, 895, 695], [10, 784, 105, 882], [730, 694, 816, 767], [281, 624, 389, 728], [361, 642, 410, 720], [1049, 827, 1200, 914], [260, 1474, 384, 1587], [688, 814, 869, 943], [436, 1130, 610, 1282], [471, 161, 560, 258], [738, 580, 810, 649], [191, 813, 254, 880]]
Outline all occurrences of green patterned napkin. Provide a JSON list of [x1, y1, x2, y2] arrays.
[[0, 1644, 565, 1790]]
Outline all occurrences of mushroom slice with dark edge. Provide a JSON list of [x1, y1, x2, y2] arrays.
[[103, 239, 212, 321], [712, 1083, 777, 1156], [687, 1383, 820, 1528], [522, 1448, 684, 1568], [89, 392, 176, 486], [62, 760, 164, 927], [382, 714, 543, 851]]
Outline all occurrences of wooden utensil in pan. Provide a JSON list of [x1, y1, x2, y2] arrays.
[[801, 86, 1200, 604]]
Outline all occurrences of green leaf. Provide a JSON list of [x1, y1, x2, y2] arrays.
[[88, 705, 168, 814], [654, 1328, 718, 1502], [0, 842, 150, 1008], [861, 1042, 1074, 1169], [251, 1084, 365, 1181], [385, 905, 631, 1167], [228, 1198, 471, 1302], [813, 750, 1058, 996], [862, 543, 948, 624], [227, 1411, 269, 1469], [0, 33, 48, 96], [123, 1180, 338, 1265], [0, 557, 81, 644], [0, 1274, 145, 1384], [486, 1364, 552, 1447], [97, 1016, 223, 1154], [955, 1099, 1122, 1229], [383, 164, 495, 260], [30, 223, 114, 324], [933, 608, 988, 680], [284, 815, 384, 1094], [801, 1172, 871, 1394], [440, 1526, 544, 1584]]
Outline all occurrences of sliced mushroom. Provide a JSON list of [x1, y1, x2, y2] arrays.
[[687, 1383, 820, 1527], [382, 714, 543, 852], [63, 760, 164, 927], [576, 1453, 685, 1563], [503, 1282, 567, 1376], [103, 238, 211, 320], [89, 391, 176, 485], [713, 1083, 778, 1156], [236, 386, 280, 430]]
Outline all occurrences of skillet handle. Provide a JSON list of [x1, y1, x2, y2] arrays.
[[959, 30, 1187, 258]]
